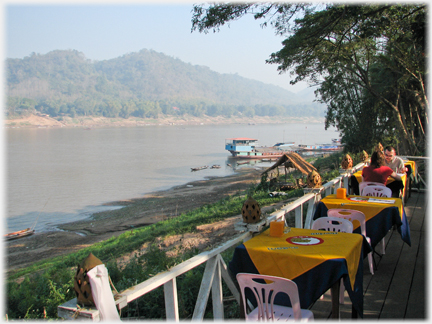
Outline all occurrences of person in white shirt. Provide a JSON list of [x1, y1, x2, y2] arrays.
[[384, 146, 405, 173], [384, 146, 406, 197]]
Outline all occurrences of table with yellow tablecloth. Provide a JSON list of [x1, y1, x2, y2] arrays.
[[229, 227, 371, 317], [313, 194, 411, 248], [352, 160, 416, 199]]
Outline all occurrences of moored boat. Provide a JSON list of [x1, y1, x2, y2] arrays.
[[225, 138, 292, 159], [5, 228, 35, 241], [191, 165, 209, 172], [273, 142, 295, 148], [296, 143, 344, 151]]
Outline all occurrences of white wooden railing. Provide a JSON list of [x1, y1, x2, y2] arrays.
[[109, 163, 366, 320], [60, 158, 425, 320]]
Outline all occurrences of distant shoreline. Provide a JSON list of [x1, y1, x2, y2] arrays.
[[4, 114, 325, 129]]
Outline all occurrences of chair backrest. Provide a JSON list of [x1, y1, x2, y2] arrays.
[[236, 273, 302, 321], [361, 185, 392, 198], [359, 181, 386, 195], [311, 216, 353, 233], [327, 209, 367, 236]]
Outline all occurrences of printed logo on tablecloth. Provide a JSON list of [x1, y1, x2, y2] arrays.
[[286, 236, 324, 246], [348, 196, 395, 204], [348, 197, 369, 202]]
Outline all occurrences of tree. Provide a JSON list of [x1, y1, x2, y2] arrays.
[[192, 3, 427, 155], [103, 100, 121, 118], [120, 100, 136, 119], [269, 4, 427, 155]]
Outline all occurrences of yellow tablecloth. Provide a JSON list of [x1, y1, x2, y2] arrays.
[[318, 194, 404, 227], [244, 227, 363, 290], [314, 194, 411, 248], [405, 160, 416, 174]]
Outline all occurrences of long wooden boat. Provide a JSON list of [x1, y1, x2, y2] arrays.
[[225, 138, 291, 159], [5, 227, 35, 241], [296, 143, 344, 151]]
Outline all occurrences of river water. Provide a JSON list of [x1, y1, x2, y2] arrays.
[[5, 122, 338, 233]]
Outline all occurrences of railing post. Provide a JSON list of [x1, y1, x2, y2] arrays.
[[304, 195, 318, 229], [164, 278, 179, 321], [212, 255, 224, 320], [192, 256, 218, 320], [295, 205, 303, 228], [343, 173, 350, 189]]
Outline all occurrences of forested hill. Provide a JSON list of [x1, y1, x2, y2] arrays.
[[6, 49, 325, 119]]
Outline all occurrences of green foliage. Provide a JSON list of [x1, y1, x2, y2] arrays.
[[192, 3, 427, 155], [270, 4, 426, 155], [6, 49, 325, 119], [7, 271, 75, 319], [256, 173, 270, 192]]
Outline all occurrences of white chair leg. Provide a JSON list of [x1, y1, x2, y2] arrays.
[[368, 252, 374, 275]]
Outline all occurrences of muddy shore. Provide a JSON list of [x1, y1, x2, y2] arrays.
[[5, 168, 268, 275]]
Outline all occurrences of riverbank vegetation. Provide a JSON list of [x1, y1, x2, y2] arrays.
[[6, 153, 347, 320]]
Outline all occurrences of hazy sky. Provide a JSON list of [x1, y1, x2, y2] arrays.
[[4, 1, 309, 93]]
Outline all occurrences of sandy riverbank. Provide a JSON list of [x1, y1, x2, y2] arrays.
[[4, 114, 324, 128], [6, 168, 290, 275]]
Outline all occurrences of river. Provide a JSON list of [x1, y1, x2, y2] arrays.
[[5, 122, 338, 233]]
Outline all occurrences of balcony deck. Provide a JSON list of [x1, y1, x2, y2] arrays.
[[309, 190, 426, 319]]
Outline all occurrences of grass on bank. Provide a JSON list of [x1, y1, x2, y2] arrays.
[[5, 153, 351, 320]]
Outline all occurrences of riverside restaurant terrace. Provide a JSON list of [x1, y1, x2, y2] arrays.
[[58, 158, 427, 320], [310, 188, 425, 319]]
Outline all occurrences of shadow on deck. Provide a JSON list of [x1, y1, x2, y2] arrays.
[[310, 190, 426, 319]]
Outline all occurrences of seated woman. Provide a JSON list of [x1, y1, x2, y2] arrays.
[[362, 151, 403, 197]]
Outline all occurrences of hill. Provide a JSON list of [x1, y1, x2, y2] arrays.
[[6, 49, 325, 119]]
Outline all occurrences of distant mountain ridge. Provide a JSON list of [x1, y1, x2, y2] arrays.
[[6, 49, 325, 119]]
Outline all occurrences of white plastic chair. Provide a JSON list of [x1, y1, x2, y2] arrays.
[[236, 273, 314, 321], [311, 217, 353, 304], [359, 181, 387, 195], [361, 185, 392, 198], [327, 209, 374, 275], [359, 185, 391, 254], [311, 217, 353, 234]]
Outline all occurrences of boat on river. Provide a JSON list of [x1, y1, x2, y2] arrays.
[[5, 227, 35, 241], [273, 141, 295, 148], [191, 165, 209, 172], [225, 138, 344, 159], [225, 138, 293, 159], [296, 143, 344, 151]]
